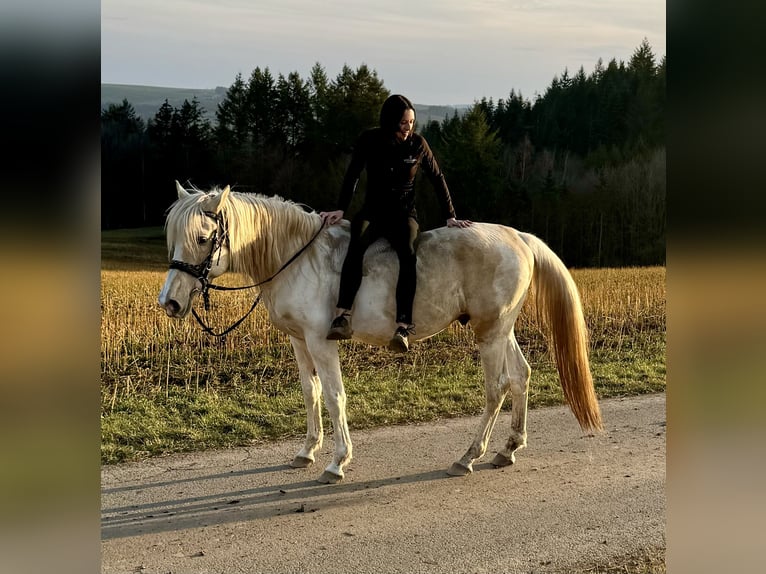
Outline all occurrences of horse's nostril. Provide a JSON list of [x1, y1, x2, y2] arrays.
[[163, 299, 181, 316]]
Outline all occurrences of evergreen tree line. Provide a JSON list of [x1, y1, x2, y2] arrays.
[[101, 39, 665, 267]]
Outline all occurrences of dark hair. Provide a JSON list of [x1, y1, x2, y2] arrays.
[[379, 94, 415, 133]]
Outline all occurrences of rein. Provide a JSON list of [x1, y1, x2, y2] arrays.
[[170, 209, 326, 338]]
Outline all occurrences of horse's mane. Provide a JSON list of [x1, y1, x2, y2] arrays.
[[165, 186, 322, 282]]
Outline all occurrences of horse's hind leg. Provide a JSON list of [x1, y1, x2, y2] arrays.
[[448, 336, 510, 476], [491, 334, 531, 468], [289, 337, 323, 468]]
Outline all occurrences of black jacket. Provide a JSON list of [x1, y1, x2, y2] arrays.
[[336, 128, 456, 221]]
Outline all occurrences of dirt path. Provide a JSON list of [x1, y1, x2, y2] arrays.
[[101, 394, 665, 574]]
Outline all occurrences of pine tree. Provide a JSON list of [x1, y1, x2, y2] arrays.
[[101, 99, 147, 227], [626, 38, 660, 151], [147, 99, 174, 145], [247, 67, 276, 145], [629, 38, 656, 78], [215, 73, 249, 147], [173, 98, 212, 172], [307, 62, 331, 146], [436, 105, 503, 224], [327, 64, 389, 150], [276, 71, 312, 149], [214, 73, 250, 182]]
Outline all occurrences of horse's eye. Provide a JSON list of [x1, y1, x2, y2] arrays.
[[197, 236, 209, 245]]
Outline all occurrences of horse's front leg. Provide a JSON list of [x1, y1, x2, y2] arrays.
[[288, 336, 323, 469], [305, 335, 352, 484]]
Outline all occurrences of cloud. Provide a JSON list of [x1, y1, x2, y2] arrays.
[[101, 0, 665, 103]]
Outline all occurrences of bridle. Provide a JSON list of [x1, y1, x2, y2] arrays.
[[169, 210, 229, 305], [168, 208, 325, 338]]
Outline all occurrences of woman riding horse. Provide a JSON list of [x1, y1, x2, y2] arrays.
[[320, 94, 472, 353]]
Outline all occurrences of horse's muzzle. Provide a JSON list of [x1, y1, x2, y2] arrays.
[[157, 294, 182, 317], [159, 291, 196, 318]]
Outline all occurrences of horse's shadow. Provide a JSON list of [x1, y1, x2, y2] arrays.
[[101, 462, 497, 540], [101, 463, 296, 495]]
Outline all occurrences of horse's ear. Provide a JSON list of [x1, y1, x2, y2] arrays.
[[206, 185, 231, 214], [175, 180, 190, 199]]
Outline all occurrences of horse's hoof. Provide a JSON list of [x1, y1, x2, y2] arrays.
[[447, 462, 473, 477], [290, 455, 314, 468], [317, 470, 343, 484], [491, 453, 515, 467]]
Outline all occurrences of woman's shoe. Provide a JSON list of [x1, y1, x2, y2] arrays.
[[326, 312, 353, 340], [388, 325, 414, 353]]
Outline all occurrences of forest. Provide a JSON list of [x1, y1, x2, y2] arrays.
[[101, 39, 664, 267]]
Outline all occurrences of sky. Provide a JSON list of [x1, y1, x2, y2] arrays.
[[101, 0, 665, 106]]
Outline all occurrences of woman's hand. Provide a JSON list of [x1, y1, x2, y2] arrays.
[[447, 217, 473, 229], [320, 210, 345, 225]]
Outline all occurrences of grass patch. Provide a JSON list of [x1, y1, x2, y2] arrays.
[[101, 387, 308, 463], [101, 227, 168, 271]]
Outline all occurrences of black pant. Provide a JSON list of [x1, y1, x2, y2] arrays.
[[337, 214, 419, 325]]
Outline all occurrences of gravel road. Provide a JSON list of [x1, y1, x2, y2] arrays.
[[101, 393, 665, 574]]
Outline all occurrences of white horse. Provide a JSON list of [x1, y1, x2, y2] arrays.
[[159, 182, 602, 484]]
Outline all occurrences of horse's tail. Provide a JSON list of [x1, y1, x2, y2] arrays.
[[520, 232, 603, 432]]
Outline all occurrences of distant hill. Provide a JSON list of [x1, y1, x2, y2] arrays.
[[101, 84, 228, 123], [101, 83, 465, 126]]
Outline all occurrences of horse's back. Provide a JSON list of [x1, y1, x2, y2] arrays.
[[416, 223, 535, 319], [326, 221, 532, 268], [339, 222, 535, 341], [417, 222, 532, 267]]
